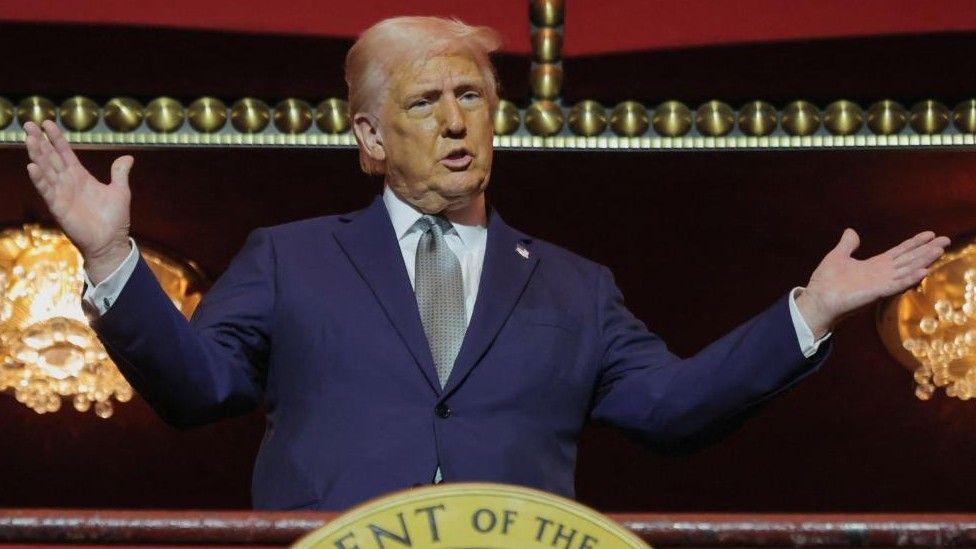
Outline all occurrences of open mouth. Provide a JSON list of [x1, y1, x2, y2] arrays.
[[441, 148, 474, 169]]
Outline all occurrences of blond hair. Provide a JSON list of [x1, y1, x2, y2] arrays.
[[345, 16, 502, 175]]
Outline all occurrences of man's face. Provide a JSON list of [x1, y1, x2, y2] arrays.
[[378, 53, 494, 213]]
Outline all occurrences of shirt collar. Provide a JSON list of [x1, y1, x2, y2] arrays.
[[383, 185, 424, 241], [382, 185, 486, 246]]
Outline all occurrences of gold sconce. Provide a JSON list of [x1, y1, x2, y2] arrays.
[[0, 225, 203, 417], [879, 236, 976, 401]]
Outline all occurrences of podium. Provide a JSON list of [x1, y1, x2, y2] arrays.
[[3, 509, 976, 547]]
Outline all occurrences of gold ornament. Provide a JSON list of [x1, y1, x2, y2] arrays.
[[103, 97, 144, 132], [17, 96, 57, 127], [0, 96, 13, 130], [524, 101, 563, 137], [187, 97, 227, 133], [824, 100, 863, 136], [492, 100, 521, 136], [568, 100, 607, 136], [866, 100, 908, 135], [315, 98, 350, 134], [273, 98, 313, 134], [781, 100, 820, 136], [738, 101, 778, 137], [145, 97, 185, 133], [58, 96, 100, 132], [652, 100, 692, 137], [530, 0, 564, 27], [530, 63, 563, 100], [953, 99, 976, 134], [0, 225, 203, 417], [910, 100, 949, 135], [230, 98, 270, 133], [531, 28, 562, 63], [878, 237, 976, 402], [610, 101, 649, 137], [695, 100, 734, 137]]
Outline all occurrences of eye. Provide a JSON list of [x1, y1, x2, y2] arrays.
[[460, 91, 482, 102], [410, 98, 432, 109]]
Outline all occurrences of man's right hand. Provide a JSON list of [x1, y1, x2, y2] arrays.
[[24, 120, 134, 285]]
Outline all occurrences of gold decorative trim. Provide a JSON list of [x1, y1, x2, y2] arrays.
[[529, 0, 564, 104], [3, 129, 975, 150], [492, 133, 976, 150], [4, 94, 976, 150]]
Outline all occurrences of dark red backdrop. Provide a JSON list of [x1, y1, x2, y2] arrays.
[[2, 21, 976, 512], [3, 0, 976, 54]]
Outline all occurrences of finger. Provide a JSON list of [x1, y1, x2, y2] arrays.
[[37, 152, 61, 187], [23, 121, 42, 141], [900, 247, 945, 272], [42, 119, 82, 170], [25, 134, 43, 163], [894, 260, 934, 280], [25, 125, 63, 170], [24, 133, 52, 165], [885, 231, 936, 259], [892, 268, 930, 289], [25, 163, 51, 193], [33, 127, 63, 172], [894, 248, 941, 278], [884, 269, 928, 296], [110, 155, 134, 191], [831, 228, 860, 257], [23, 121, 45, 142], [891, 235, 950, 265], [46, 145, 65, 172], [35, 122, 66, 172], [894, 239, 948, 268]]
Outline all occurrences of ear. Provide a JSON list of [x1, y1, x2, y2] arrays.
[[352, 112, 386, 164]]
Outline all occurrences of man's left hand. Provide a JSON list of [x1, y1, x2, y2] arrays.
[[796, 228, 951, 339]]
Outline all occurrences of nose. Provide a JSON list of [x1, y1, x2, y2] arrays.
[[440, 95, 466, 137]]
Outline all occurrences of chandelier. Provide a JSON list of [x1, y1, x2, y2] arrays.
[[879, 236, 976, 401], [0, 225, 202, 417]]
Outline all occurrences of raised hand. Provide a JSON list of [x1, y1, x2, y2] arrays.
[[796, 228, 951, 338], [23, 120, 135, 284]]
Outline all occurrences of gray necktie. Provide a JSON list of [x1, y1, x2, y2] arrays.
[[414, 214, 466, 388]]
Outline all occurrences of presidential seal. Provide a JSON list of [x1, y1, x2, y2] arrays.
[[292, 482, 650, 548]]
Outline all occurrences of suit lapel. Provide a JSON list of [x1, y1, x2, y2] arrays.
[[442, 208, 539, 397], [333, 195, 442, 395]]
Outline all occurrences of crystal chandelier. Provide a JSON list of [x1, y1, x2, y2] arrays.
[[0, 225, 202, 417], [878, 238, 976, 401]]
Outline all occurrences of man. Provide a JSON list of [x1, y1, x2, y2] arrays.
[[23, 16, 948, 511]]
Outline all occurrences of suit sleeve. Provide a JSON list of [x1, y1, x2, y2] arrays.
[[588, 265, 829, 443], [90, 228, 275, 428]]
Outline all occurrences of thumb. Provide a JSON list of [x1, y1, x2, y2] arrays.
[[110, 155, 134, 190], [832, 228, 860, 257]]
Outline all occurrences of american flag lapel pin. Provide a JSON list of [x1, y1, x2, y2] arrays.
[[516, 243, 530, 259]]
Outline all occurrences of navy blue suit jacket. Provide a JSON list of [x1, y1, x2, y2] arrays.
[[92, 194, 828, 510]]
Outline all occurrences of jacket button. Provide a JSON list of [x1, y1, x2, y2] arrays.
[[435, 403, 451, 418]]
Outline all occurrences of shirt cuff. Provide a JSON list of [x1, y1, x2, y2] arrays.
[[788, 286, 831, 358], [81, 238, 140, 316]]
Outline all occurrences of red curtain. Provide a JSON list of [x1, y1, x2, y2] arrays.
[[5, 0, 976, 54]]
